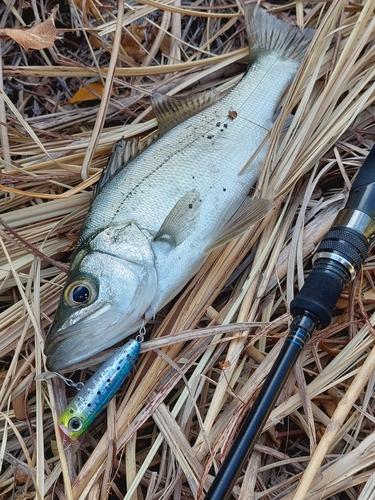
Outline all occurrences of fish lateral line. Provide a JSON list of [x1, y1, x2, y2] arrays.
[[234, 114, 271, 132]]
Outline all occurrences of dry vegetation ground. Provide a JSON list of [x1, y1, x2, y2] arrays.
[[1, 0, 375, 499]]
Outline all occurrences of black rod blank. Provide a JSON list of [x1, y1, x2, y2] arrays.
[[205, 145, 375, 499], [205, 313, 317, 500]]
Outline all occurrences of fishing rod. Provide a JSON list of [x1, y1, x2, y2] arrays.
[[205, 143, 375, 500]]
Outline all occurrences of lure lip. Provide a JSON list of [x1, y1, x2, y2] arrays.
[[59, 423, 73, 439]]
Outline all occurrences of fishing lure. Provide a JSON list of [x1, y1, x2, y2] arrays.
[[58, 338, 141, 439]]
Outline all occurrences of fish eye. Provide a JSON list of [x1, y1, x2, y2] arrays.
[[64, 279, 97, 307], [68, 417, 83, 432], [72, 285, 90, 303]]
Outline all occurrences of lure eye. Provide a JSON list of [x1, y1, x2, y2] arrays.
[[68, 417, 83, 432], [64, 279, 97, 307]]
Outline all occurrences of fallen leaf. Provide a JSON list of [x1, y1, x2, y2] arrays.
[[16, 469, 29, 484], [318, 340, 341, 357], [89, 33, 104, 49], [0, 6, 58, 51], [219, 360, 231, 369], [69, 82, 106, 103], [70, 0, 116, 17], [121, 23, 148, 62], [70, 0, 99, 16], [160, 33, 171, 56], [149, 24, 169, 56], [12, 390, 27, 420], [320, 398, 337, 417], [335, 295, 348, 309]]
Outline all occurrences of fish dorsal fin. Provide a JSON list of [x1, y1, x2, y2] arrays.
[[151, 90, 219, 136], [155, 189, 201, 246], [93, 137, 152, 199], [205, 197, 273, 252]]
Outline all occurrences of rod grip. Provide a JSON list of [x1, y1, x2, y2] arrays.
[[290, 260, 349, 329]]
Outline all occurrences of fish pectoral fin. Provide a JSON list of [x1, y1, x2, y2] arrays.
[[204, 197, 273, 252], [151, 91, 219, 136], [155, 189, 201, 246], [93, 137, 154, 198]]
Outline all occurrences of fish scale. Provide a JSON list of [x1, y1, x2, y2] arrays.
[[82, 58, 294, 240], [45, 6, 314, 371]]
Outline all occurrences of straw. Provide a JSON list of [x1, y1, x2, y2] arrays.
[[2, 1, 375, 498]]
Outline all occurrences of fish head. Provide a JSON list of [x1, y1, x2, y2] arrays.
[[44, 223, 157, 371]]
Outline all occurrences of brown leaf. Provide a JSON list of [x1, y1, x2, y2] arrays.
[[15, 469, 29, 484], [12, 390, 27, 420], [320, 398, 337, 418], [149, 24, 169, 56], [89, 33, 104, 49], [219, 360, 231, 370], [160, 34, 171, 56], [70, 0, 116, 17], [0, 6, 58, 51], [70, 0, 98, 16], [121, 23, 148, 62]]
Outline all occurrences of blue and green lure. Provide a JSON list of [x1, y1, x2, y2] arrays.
[[58, 338, 141, 439]]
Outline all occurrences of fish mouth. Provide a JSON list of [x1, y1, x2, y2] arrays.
[[44, 306, 139, 371]]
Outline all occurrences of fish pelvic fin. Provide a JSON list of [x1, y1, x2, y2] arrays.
[[245, 5, 314, 63], [205, 197, 273, 253], [151, 91, 219, 136]]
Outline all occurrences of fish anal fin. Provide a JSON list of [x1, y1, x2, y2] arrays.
[[205, 197, 273, 252], [151, 91, 219, 136], [155, 189, 201, 246]]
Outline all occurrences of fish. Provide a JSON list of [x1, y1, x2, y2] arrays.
[[44, 6, 314, 371], [58, 338, 141, 439]]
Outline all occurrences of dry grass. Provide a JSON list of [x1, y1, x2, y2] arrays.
[[1, 0, 375, 499]]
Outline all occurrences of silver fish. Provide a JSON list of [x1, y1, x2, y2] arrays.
[[45, 7, 313, 371]]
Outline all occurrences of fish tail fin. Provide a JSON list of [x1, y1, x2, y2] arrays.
[[245, 5, 314, 62]]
